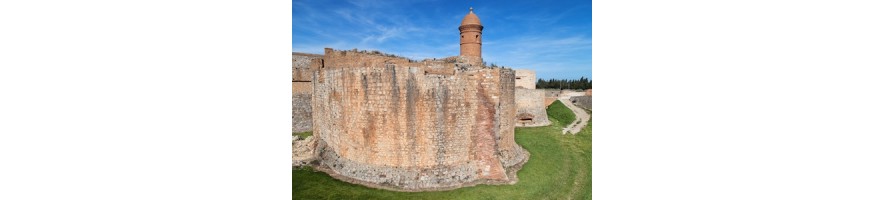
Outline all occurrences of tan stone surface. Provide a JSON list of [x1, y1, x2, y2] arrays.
[[514, 69, 536, 89], [292, 136, 317, 167], [292, 82, 311, 93], [293, 52, 322, 82], [310, 49, 527, 191], [545, 97, 557, 107], [292, 8, 532, 192], [292, 53, 320, 133], [515, 88, 550, 127]]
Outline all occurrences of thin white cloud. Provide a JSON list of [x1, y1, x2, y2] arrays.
[[483, 34, 592, 79], [293, 1, 591, 79]]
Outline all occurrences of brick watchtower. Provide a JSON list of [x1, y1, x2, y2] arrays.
[[459, 7, 483, 58]]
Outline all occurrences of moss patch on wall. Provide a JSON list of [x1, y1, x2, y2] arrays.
[[292, 131, 312, 139]]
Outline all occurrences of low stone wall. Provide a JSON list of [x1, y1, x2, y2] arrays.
[[292, 136, 317, 167], [570, 96, 592, 110]]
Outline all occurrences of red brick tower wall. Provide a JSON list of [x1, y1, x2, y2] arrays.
[[459, 8, 483, 58]]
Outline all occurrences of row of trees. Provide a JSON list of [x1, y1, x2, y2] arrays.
[[536, 77, 591, 90]]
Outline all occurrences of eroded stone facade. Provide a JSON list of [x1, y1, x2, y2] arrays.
[[513, 69, 549, 127], [570, 96, 592, 110], [292, 136, 317, 167], [515, 88, 550, 127], [309, 48, 528, 191], [514, 69, 536, 89], [293, 53, 322, 133], [293, 8, 533, 192]]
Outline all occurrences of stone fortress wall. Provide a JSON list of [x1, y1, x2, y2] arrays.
[[570, 95, 592, 110], [290, 7, 553, 192], [309, 48, 528, 191], [515, 88, 550, 126], [292, 52, 322, 133], [514, 69, 536, 89], [513, 69, 550, 127], [571, 89, 592, 110]]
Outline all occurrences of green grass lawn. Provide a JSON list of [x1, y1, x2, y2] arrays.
[[547, 100, 577, 127], [293, 100, 590, 199]]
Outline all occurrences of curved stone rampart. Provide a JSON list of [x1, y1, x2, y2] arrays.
[[310, 49, 528, 191]]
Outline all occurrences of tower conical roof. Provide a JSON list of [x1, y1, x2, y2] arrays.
[[460, 7, 481, 26]]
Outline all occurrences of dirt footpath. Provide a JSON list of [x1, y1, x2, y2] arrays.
[[558, 92, 590, 134]]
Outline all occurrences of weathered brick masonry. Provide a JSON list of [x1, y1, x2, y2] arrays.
[[310, 48, 528, 191]]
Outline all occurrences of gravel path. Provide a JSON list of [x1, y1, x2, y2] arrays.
[[559, 92, 590, 134]]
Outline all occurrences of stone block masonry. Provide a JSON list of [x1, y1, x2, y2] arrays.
[[310, 48, 528, 192], [292, 53, 322, 133], [570, 95, 592, 110], [515, 88, 550, 127], [293, 52, 322, 82], [292, 136, 317, 167], [292, 82, 312, 133], [514, 69, 536, 89], [513, 69, 549, 127]]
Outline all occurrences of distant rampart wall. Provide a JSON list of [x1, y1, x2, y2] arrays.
[[515, 88, 550, 127], [292, 53, 321, 133]]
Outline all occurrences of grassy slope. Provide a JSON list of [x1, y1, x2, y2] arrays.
[[293, 100, 590, 200], [547, 100, 577, 127]]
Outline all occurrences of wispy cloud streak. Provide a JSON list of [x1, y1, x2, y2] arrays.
[[293, 0, 591, 79]]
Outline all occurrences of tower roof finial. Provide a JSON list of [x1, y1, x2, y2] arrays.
[[460, 6, 482, 26]]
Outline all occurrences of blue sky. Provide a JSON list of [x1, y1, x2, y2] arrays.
[[293, 0, 591, 80]]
